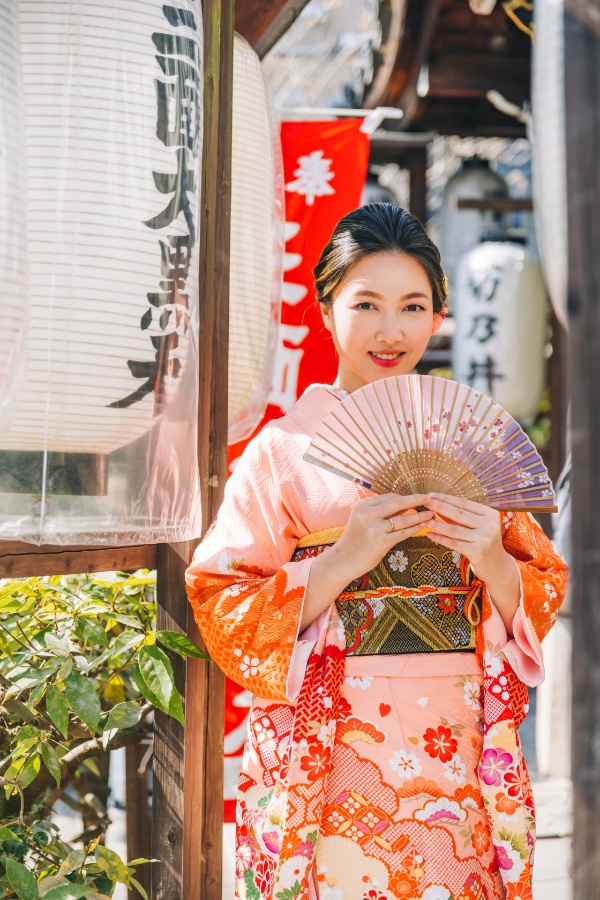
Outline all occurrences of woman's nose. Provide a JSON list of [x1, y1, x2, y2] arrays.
[[376, 318, 403, 343]]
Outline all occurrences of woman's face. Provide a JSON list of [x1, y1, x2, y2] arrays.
[[321, 251, 435, 393]]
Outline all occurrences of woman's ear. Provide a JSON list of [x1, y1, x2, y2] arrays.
[[320, 301, 333, 333]]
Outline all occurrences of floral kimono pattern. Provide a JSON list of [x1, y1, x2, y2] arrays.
[[185, 385, 568, 900]]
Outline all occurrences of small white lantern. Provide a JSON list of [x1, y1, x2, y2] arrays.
[[452, 241, 548, 424], [227, 35, 284, 445], [439, 158, 508, 305], [0, 0, 204, 543]]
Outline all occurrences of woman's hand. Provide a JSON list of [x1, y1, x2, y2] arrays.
[[423, 492, 521, 634], [300, 493, 433, 631], [330, 493, 434, 585]]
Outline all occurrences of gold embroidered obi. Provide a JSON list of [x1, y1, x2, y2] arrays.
[[292, 529, 482, 656]]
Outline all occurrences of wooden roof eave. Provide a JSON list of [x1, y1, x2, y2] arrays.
[[234, 0, 312, 59]]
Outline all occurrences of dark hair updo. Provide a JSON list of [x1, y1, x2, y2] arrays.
[[313, 202, 448, 314]]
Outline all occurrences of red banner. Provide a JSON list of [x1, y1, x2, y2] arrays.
[[224, 119, 369, 821]]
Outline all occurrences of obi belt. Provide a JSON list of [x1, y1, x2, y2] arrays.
[[292, 529, 482, 656]]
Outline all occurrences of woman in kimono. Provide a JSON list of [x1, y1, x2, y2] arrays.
[[185, 203, 568, 900]]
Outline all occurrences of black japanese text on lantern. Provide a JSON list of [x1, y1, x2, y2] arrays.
[[110, 4, 200, 413], [465, 262, 505, 394]]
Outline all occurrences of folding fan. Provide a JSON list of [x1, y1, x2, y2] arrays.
[[304, 375, 557, 513]]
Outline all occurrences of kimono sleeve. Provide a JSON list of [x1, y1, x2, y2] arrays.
[[185, 428, 315, 703], [488, 511, 569, 686]]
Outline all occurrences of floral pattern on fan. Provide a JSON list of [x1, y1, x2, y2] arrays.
[[304, 375, 557, 512]]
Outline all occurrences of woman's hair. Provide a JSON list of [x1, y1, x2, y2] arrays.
[[313, 202, 447, 314]]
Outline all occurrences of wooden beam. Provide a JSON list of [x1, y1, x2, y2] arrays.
[[235, 0, 311, 59], [565, 0, 600, 896], [0, 542, 156, 578], [151, 542, 190, 900], [125, 741, 152, 900], [184, 5, 233, 895], [427, 53, 529, 102], [456, 198, 533, 212], [415, 96, 527, 137], [149, 0, 233, 898], [380, 0, 443, 128]]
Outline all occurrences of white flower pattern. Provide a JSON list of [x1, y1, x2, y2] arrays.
[[233, 648, 259, 678], [388, 550, 408, 574], [345, 675, 372, 690], [463, 680, 482, 711], [389, 748, 422, 780], [442, 753, 467, 785]]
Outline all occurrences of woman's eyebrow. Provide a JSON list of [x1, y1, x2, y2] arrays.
[[354, 289, 430, 301]]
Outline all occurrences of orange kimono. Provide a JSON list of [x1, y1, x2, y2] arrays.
[[186, 384, 568, 900]]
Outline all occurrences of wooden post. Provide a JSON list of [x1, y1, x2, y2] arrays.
[[565, 1, 600, 895], [150, 0, 234, 898], [125, 741, 152, 900], [408, 147, 427, 226]]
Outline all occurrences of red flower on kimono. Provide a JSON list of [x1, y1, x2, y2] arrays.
[[388, 871, 419, 897], [494, 791, 519, 816], [503, 766, 527, 800], [254, 856, 276, 896], [300, 744, 331, 782], [437, 594, 457, 614], [471, 820, 491, 857], [338, 696, 352, 720], [423, 725, 458, 763]]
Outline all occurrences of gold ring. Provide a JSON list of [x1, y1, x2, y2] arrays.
[[388, 517, 395, 534]]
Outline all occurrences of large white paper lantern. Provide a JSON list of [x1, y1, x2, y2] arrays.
[[0, 0, 203, 543], [227, 35, 284, 445], [452, 241, 548, 424], [0, 2, 28, 437], [531, 0, 567, 329]]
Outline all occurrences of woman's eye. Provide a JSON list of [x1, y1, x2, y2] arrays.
[[405, 303, 425, 312], [355, 301, 375, 310]]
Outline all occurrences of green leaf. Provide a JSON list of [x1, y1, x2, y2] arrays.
[[75, 616, 108, 648], [41, 742, 62, 787], [168, 687, 185, 727], [46, 685, 69, 739], [5, 857, 39, 900], [88, 632, 143, 672], [0, 825, 17, 841], [275, 884, 301, 900], [57, 659, 73, 683], [107, 613, 146, 630], [65, 672, 101, 734], [94, 845, 129, 884], [133, 662, 184, 725], [102, 701, 143, 749], [44, 633, 70, 657], [6, 755, 41, 792], [243, 869, 260, 900], [155, 630, 210, 659], [38, 876, 70, 897], [133, 664, 160, 709], [137, 646, 174, 713], [129, 877, 149, 900], [43, 888, 97, 900], [106, 701, 143, 732]]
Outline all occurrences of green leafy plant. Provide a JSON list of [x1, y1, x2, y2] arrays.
[[0, 570, 208, 898]]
